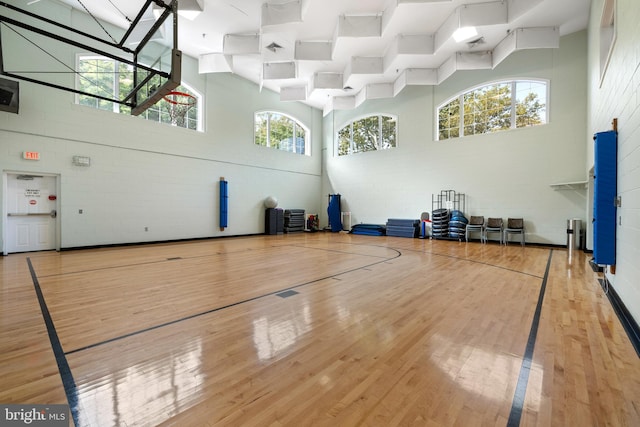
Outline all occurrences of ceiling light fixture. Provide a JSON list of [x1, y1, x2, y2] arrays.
[[453, 26, 478, 43]]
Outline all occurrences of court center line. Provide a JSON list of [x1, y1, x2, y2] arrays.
[[63, 247, 402, 355], [507, 249, 553, 427], [27, 257, 80, 427], [35, 243, 390, 278]]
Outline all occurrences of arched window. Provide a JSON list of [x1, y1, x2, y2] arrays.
[[254, 111, 309, 155], [336, 114, 397, 156], [437, 79, 548, 140], [76, 54, 202, 131]]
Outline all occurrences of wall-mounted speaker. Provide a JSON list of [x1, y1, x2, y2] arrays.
[[0, 78, 19, 114]]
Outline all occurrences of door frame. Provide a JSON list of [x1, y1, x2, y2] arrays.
[[2, 171, 61, 255]]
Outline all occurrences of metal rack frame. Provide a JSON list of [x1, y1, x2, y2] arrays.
[[432, 190, 465, 214]]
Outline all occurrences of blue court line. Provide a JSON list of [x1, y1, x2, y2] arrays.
[[507, 249, 553, 427], [27, 257, 80, 427]]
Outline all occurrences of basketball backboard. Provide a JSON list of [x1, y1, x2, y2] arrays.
[[0, 0, 181, 116]]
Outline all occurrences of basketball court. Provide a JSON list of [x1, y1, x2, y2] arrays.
[[2, 233, 639, 426], [1, 1, 639, 426]]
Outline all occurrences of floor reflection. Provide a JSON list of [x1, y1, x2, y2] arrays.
[[252, 304, 312, 361], [76, 338, 203, 427], [429, 333, 542, 411]]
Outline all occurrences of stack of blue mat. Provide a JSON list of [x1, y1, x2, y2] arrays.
[[350, 224, 386, 236], [448, 210, 468, 239], [386, 218, 420, 238]]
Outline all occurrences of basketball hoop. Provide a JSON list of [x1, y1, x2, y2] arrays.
[[163, 91, 197, 127]]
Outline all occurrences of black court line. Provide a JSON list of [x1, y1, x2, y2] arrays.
[[34, 243, 386, 279], [402, 246, 545, 279], [289, 243, 400, 260], [507, 249, 553, 427], [63, 247, 402, 355], [27, 258, 80, 427]]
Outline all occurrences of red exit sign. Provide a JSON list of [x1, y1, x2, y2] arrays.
[[23, 151, 40, 160]]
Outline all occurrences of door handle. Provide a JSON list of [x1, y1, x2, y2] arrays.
[[7, 211, 57, 217]]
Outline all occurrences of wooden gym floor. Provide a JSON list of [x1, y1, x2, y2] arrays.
[[1, 233, 639, 426]]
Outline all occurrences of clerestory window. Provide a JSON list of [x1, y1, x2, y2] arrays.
[[76, 54, 202, 131], [437, 79, 548, 141], [336, 114, 397, 156], [254, 111, 310, 155]]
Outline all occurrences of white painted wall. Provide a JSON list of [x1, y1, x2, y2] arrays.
[[0, 1, 322, 250], [588, 0, 640, 324], [323, 31, 588, 245]]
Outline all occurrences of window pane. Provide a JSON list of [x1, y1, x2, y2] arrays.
[[270, 113, 294, 151], [515, 81, 547, 128], [186, 105, 198, 130], [489, 84, 512, 131], [438, 98, 460, 140], [294, 125, 306, 154], [78, 57, 115, 112], [254, 112, 268, 146], [352, 116, 378, 153], [146, 106, 161, 123], [118, 61, 133, 114], [338, 126, 351, 156], [381, 116, 397, 149]]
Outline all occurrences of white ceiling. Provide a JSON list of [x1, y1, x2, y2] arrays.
[[39, 0, 591, 113]]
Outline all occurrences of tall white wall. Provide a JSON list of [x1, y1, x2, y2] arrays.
[[0, 1, 322, 249], [588, 0, 640, 324], [323, 31, 588, 245]]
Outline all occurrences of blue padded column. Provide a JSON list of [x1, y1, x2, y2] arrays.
[[593, 130, 617, 265], [327, 194, 342, 232], [220, 178, 228, 230]]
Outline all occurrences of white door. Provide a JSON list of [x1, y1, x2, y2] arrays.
[[6, 173, 58, 253]]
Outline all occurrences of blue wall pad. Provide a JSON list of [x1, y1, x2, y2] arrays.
[[328, 194, 342, 232], [593, 130, 617, 265], [219, 179, 228, 229]]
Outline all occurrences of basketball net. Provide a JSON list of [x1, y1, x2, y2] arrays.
[[164, 91, 197, 127]]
